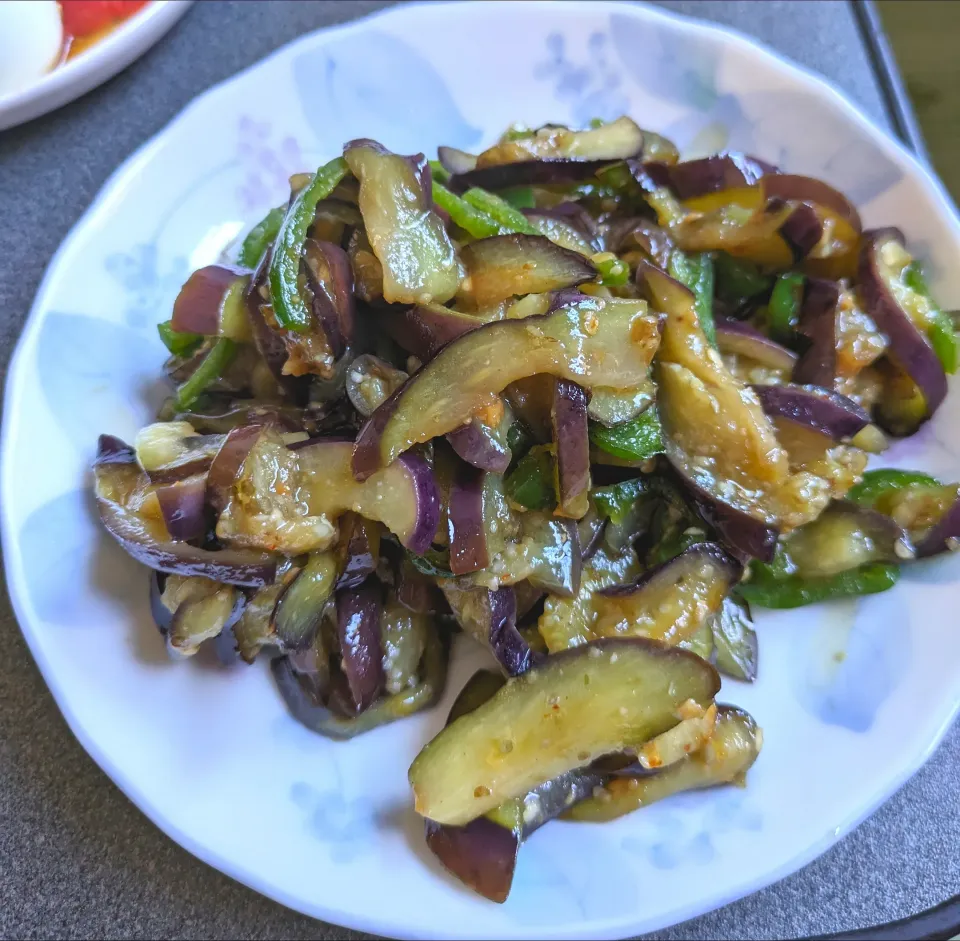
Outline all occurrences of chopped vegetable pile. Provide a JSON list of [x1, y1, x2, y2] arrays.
[[94, 117, 960, 902]]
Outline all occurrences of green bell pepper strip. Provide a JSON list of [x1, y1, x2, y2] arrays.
[[592, 479, 646, 524], [429, 159, 450, 184], [713, 253, 772, 303], [903, 260, 928, 294], [592, 253, 631, 287], [737, 562, 899, 609], [505, 419, 534, 466], [767, 271, 805, 339], [594, 162, 687, 226], [846, 468, 941, 508], [268, 157, 349, 332], [407, 547, 455, 578], [668, 250, 716, 347], [175, 337, 236, 410], [237, 206, 285, 268], [501, 186, 536, 210], [762, 542, 798, 580], [588, 408, 664, 463], [503, 445, 556, 511], [432, 181, 503, 238], [462, 187, 539, 235], [595, 163, 634, 192], [929, 312, 959, 374], [901, 260, 959, 373], [157, 320, 203, 357], [647, 530, 705, 568]]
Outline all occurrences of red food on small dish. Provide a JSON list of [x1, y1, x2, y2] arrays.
[[59, 0, 149, 38]]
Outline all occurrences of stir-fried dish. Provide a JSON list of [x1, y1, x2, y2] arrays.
[[93, 117, 960, 902]]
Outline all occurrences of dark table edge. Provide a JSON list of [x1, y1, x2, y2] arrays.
[[850, 0, 929, 160], [810, 6, 959, 940], [819, 893, 960, 941]]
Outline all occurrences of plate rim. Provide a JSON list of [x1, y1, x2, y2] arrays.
[[0, 0, 193, 131], [3, 1, 960, 938]]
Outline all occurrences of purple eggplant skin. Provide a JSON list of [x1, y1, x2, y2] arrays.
[[149, 571, 173, 634], [779, 204, 823, 261], [380, 304, 488, 362], [303, 238, 355, 359], [345, 354, 408, 419], [136, 429, 227, 485], [552, 380, 591, 519], [423, 668, 602, 903], [448, 158, 621, 194], [488, 586, 534, 677], [792, 278, 841, 387], [751, 383, 870, 443], [578, 509, 607, 562], [309, 197, 363, 246], [294, 437, 440, 556], [205, 423, 263, 513], [448, 464, 489, 575], [424, 817, 519, 904], [442, 583, 534, 676], [446, 420, 511, 474], [860, 229, 948, 418], [460, 234, 597, 308], [245, 271, 307, 401], [397, 451, 444, 557], [97, 434, 136, 463], [423, 668, 514, 902], [834, 500, 910, 559], [606, 215, 674, 268], [598, 541, 741, 600], [714, 317, 798, 373], [524, 201, 601, 247], [915, 496, 960, 558], [167, 583, 246, 660], [336, 579, 385, 713], [437, 145, 477, 176], [336, 514, 381, 589], [272, 626, 449, 740], [352, 291, 661, 480], [154, 475, 208, 542], [424, 766, 605, 904], [149, 571, 246, 661], [408, 151, 433, 202], [547, 287, 593, 314], [94, 436, 277, 587], [762, 174, 862, 234], [447, 669, 507, 722], [212, 623, 242, 665], [396, 555, 446, 615], [514, 582, 547, 624], [665, 452, 778, 563], [650, 152, 772, 200], [171, 263, 250, 336]]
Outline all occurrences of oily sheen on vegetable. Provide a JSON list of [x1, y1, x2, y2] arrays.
[[92, 116, 958, 904]]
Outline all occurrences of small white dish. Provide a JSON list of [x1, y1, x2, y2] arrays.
[[3, 1, 960, 938], [0, 0, 191, 132]]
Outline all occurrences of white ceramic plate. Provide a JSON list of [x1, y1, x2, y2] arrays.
[[0, 0, 191, 132], [3, 2, 960, 938]]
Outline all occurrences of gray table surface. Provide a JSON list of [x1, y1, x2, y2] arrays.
[[1, 1, 958, 938]]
